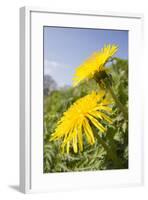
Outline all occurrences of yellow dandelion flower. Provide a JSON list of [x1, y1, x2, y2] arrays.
[[50, 91, 113, 153], [73, 44, 118, 86]]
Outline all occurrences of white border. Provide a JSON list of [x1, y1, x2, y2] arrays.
[[20, 7, 144, 193]]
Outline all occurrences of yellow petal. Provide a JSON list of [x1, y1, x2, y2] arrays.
[[100, 113, 112, 123], [72, 130, 78, 153], [77, 122, 83, 151], [89, 110, 103, 120], [83, 118, 95, 144], [87, 114, 106, 132], [96, 105, 112, 112]]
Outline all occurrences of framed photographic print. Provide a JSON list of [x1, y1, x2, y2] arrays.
[[20, 7, 144, 193]]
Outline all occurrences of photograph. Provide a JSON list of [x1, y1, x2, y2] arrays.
[[43, 26, 128, 173]]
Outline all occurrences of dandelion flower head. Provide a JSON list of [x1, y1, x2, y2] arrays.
[[50, 91, 113, 153], [73, 44, 118, 86]]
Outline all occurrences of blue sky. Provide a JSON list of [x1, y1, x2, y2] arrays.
[[44, 27, 128, 87]]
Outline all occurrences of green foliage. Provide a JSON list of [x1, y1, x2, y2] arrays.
[[43, 58, 128, 173]]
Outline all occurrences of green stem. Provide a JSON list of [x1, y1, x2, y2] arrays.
[[95, 133, 122, 169], [95, 73, 128, 120], [108, 85, 128, 120]]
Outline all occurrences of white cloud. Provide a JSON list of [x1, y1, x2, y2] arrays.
[[44, 60, 63, 74], [44, 59, 72, 87]]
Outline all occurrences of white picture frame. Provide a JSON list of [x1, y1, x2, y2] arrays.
[[20, 6, 144, 193]]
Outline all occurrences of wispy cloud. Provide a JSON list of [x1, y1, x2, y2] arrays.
[[44, 60, 64, 74], [44, 59, 73, 87]]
